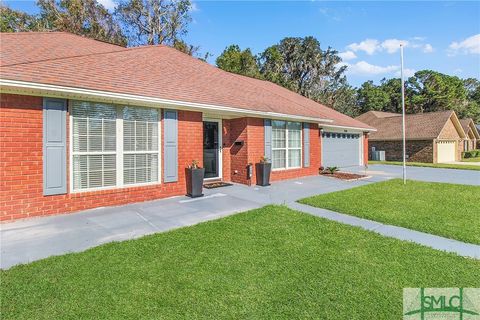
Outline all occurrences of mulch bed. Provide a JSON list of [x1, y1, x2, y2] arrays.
[[320, 171, 368, 181]]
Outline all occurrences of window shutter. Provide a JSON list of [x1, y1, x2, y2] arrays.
[[43, 98, 67, 195], [264, 119, 272, 161], [163, 110, 178, 182], [303, 123, 310, 167]]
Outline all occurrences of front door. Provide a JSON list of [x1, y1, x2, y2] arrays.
[[203, 121, 220, 179]]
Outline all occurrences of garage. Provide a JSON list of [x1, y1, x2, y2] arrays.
[[436, 140, 456, 163], [322, 132, 362, 168]]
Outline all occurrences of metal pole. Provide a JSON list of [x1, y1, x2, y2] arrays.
[[400, 44, 406, 184]]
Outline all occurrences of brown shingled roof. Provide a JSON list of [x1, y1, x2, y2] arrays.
[[356, 110, 461, 140], [0, 32, 373, 130], [0, 32, 124, 67], [460, 118, 480, 139]]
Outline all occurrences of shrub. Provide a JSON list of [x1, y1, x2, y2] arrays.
[[326, 166, 339, 174], [462, 150, 480, 159]]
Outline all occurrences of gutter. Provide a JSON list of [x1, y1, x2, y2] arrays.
[[0, 79, 335, 124], [320, 123, 377, 132]]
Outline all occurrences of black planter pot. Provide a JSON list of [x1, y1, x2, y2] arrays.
[[186, 167, 205, 198], [255, 162, 271, 186]]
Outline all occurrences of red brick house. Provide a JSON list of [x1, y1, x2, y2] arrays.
[[0, 32, 374, 221], [356, 110, 466, 163], [459, 118, 479, 152]]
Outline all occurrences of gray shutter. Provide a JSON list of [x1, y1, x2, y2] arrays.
[[164, 110, 178, 182], [43, 98, 67, 195], [264, 119, 272, 161], [303, 123, 310, 167]]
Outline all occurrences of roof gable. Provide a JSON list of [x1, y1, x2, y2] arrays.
[[356, 110, 464, 140], [460, 118, 480, 139]]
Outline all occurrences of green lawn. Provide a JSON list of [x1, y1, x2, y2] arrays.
[[299, 179, 480, 244], [2, 206, 479, 319], [369, 160, 480, 171], [462, 156, 480, 163]]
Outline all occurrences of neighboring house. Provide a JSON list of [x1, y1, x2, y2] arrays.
[[459, 118, 480, 152], [355, 110, 466, 163], [0, 32, 374, 221]]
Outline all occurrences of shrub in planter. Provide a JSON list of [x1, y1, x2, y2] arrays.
[[186, 160, 205, 198], [256, 156, 271, 187]]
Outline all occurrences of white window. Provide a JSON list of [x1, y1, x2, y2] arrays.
[[272, 120, 302, 169], [71, 101, 160, 192], [72, 101, 117, 190], [123, 107, 159, 185]]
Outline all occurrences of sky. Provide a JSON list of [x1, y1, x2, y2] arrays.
[[4, 0, 480, 87]]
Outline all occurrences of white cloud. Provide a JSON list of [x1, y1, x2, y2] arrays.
[[413, 36, 426, 41], [190, 1, 199, 12], [381, 39, 409, 54], [344, 61, 399, 75], [422, 44, 434, 53], [347, 39, 380, 55], [97, 0, 116, 10], [346, 37, 434, 56], [338, 50, 357, 61], [449, 34, 480, 55], [394, 68, 416, 78]]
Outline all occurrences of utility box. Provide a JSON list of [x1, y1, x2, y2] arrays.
[[372, 150, 385, 161]]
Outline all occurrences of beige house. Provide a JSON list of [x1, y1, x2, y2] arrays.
[[459, 118, 480, 152], [356, 110, 466, 163]]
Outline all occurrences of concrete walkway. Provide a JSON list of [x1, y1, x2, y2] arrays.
[[2, 167, 479, 269], [351, 164, 480, 186], [288, 202, 480, 260], [446, 161, 480, 166]]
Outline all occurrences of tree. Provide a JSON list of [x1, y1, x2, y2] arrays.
[[356, 81, 390, 114], [35, 0, 126, 45], [379, 78, 404, 113], [407, 70, 467, 114], [0, 5, 46, 32], [319, 83, 359, 117], [216, 45, 262, 79], [173, 39, 212, 61], [115, 0, 191, 46], [260, 37, 345, 100]]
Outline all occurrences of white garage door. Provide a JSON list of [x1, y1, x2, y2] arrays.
[[322, 132, 362, 168], [436, 140, 456, 163]]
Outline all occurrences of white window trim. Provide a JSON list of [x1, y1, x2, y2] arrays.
[[69, 101, 162, 193], [272, 121, 303, 171]]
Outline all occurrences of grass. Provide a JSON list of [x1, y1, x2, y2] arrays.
[[369, 160, 480, 171], [299, 179, 480, 244], [1, 205, 479, 319], [462, 156, 480, 163]]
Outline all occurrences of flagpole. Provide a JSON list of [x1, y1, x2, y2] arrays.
[[400, 44, 406, 185]]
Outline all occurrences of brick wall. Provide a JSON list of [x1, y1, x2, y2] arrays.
[[1, 93, 202, 221], [363, 134, 369, 166], [1, 93, 362, 221], [368, 140, 434, 163], [226, 118, 249, 184]]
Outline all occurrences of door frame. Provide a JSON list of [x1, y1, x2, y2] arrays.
[[203, 117, 223, 180]]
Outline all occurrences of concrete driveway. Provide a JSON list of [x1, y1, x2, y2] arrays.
[[1, 164, 478, 269], [351, 164, 480, 186]]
